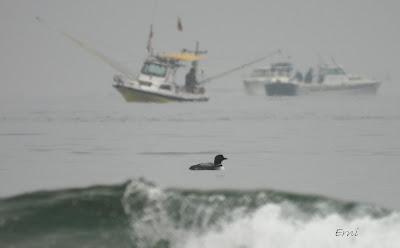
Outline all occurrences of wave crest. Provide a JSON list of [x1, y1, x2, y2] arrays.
[[122, 179, 398, 248]]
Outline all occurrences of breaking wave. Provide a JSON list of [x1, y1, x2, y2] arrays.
[[0, 178, 399, 248]]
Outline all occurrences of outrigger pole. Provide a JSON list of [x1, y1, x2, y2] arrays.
[[35, 17, 136, 79], [198, 49, 282, 84]]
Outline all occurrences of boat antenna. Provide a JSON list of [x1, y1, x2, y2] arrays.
[[146, 0, 159, 55], [198, 49, 282, 84]]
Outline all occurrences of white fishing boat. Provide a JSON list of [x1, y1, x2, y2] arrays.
[[113, 51, 209, 102], [299, 64, 381, 95], [260, 61, 381, 96]]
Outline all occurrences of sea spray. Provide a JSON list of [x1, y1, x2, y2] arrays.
[[122, 179, 399, 248]]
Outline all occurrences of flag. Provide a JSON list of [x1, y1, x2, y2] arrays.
[[146, 24, 153, 53], [177, 17, 183, 32]]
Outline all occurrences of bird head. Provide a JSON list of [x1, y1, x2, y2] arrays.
[[214, 154, 227, 165]]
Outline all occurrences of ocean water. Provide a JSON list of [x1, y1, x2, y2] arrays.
[[0, 179, 399, 248], [1, 80, 400, 247]]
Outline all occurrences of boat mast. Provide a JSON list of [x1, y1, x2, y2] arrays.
[[193, 41, 207, 74], [146, 0, 159, 56], [183, 41, 207, 76]]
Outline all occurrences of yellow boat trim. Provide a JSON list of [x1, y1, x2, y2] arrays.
[[161, 52, 203, 62]]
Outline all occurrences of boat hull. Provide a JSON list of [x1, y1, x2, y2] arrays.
[[264, 81, 381, 96], [265, 83, 298, 96], [113, 85, 209, 103], [299, 82, 381, 95]]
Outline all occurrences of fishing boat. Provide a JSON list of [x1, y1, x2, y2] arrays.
[[113, 50, 209, 102], [298, 63, 381, 95], [259, 61, 381, 96], [264, 62, 299, 96]]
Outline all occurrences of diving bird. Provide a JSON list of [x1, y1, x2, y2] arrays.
[[189, 154, 228, 170]]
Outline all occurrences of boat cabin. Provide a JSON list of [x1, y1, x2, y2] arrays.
[[268, 62, 294, 83], [135, 56, 177, 90], [134, 52, 202, 92], [270, 62, 293, 77], [318, 65, 347, 84], [247, 62, 294, 82]]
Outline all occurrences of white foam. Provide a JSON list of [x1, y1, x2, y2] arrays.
[[123, 180, 400, 248], [181, 204, 400, 248]]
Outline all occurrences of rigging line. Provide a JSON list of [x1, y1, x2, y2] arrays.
[[198, 49, 282, 84], [35, 17, 136, 79]]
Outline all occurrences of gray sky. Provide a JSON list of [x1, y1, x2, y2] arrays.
[[1, 0, 399, 104]]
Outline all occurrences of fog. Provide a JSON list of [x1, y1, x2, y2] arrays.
[[1, 0, 399, 104]]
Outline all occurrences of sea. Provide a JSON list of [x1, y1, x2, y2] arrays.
[[1, 79, 400, 247]]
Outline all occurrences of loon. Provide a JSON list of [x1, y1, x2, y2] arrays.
[[189, 154, 228, 170]]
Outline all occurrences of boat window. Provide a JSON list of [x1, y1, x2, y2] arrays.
[[323, 67, 345, 75], [159, 84, 171, 91], [139, 81, 152, 87], [141, 63, 167, 77]]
